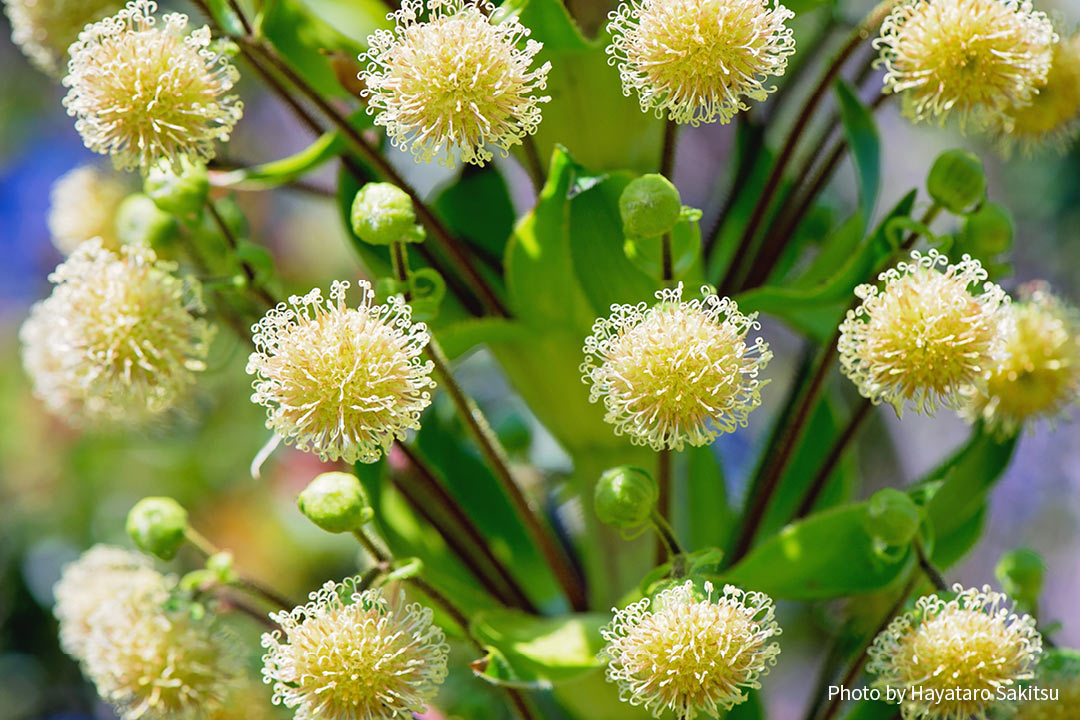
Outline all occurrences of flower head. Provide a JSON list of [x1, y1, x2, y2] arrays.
[[53, 545, 169, 661], [601, 580, 782, 718], [581, 284, 771, 451], [47, 164, 130, 254], [20, 239, 214, 426], [838, 250, 1010, 415], [261, 580, 449, 720], [961, 284, 1080, 437], [867, 585, 1042, 720], [1013, 661, 1080, 720], [247, 281, 435, 464], [989, 33, 1080, 156], [62, 0, 243, 173], [874, 0, 1057, 126], [606, 0, 796, 126], [83, 585, 241, 720], [361, 0, 551, 167], [2, 0, 121, 75]]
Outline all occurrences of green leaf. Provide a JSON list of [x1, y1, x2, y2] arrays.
[[722, 504, 914, 600], [675, 445, 733, 551], [434, 165, 516, 264], [914, 430, 1018, 568], [736, 190, 917, 341], [843, 700, 898, 720], [834, 80, 881, 233], [470, 610, 608, 688], [214, 131, 344, 189]]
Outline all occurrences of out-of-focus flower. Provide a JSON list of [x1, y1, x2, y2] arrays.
[[838, 250, 1010, 416], [53, 545, 169, 662], [962, 284, 1080, 437], [262, 580, 449, 720], [581, 284, 771, 451], [990, 34, 1080, 156], [62, 0, 243, 173], [19, 239, 214, 426], [47, 165, 129, 254], [606, 0, 795, 125], [874, 0, 1057, 126], [360, 0, 550, 167], [601, 580, 781, 718], [83, 586, 241, 720], [2, 0, 121, 75], [247, 281, 435, 464], [867, 585, 1042, 720], [1012, 662, 1080, 720]]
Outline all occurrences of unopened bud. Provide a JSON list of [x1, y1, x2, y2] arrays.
[[145, 159, 209, 218], [350, 182, 424, 246], [863, 488, 920, 549], [619, 174, 682, 239], [927, 149, 987, 214], [595, 466, 658, 530], [115, 193, 177, 248], [996, 549, 1044, 607], [127, 496, 188, 560], [298, 472, 372, 533]]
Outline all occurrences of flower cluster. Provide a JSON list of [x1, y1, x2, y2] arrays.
[[247, 281, 435, 464], [261, 580, 449, 720], [47, 164, 129, 254], [606, 0, 796, 126], [361, 0, 551, 168], [62, 0, 243, 173], [874, 0, 1057, 126], [838, 250, 1010, 416], [601, 580, 782, 718], [20, 240, 214, 426], [962, 284, 1080, 437], [2, 0, 121, 75], [867, 585, 1042, 720], [990, 33, 1080, 156], [54, 546, 241, 720], [582, 284, 771, 451]]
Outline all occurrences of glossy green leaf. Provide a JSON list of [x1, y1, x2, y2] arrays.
[[213, 130, 344, 189], [676, 445, 733, 551], [470, 610, 608, 688], [434, 164, 516, 264], [834, 79, 881, 233], [722, 504, 914, 600]]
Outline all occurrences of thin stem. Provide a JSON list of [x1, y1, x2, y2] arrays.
[[660, 119, 679, 178], [224, 0, 253, 35], [915, 540, 949, 592], [184, 526, 218, 558], [219, 593, 281, 632], [817, 573, 919, 720], [661, 234, 674, 284], [703, 112, 763, 259], [241, 39, 509, 318], [717, 0, 898, 296], [425, 338, 588, 611], [522, 135, 546, 191], [655, 447, 673, 563], [205, 199, 277, 308], [650, 508, 684, 560], [393, 441, 538, 612], [793, 399, 873, 520], [234, 577, 297, 611]]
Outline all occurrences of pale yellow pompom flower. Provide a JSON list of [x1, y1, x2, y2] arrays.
[[47, 165, 129, 254], [19, 239, 215, 426], [53, 545, 169, 662], [83, 585, 242, 720], [2, 0, 121, 75], [360, 0, 551, 167], [247, 280, 435, 464], [582, 283, 771, 451], [990, 34, 1080, 156], [1012, 663, 1080, 720], [606, 0, 796, 126], [867, 585, 1042, 720], [838, 249, 1010, 416], [62, 0, 243, 173], [962, 284, 1080, 437], [874, 0, 1057, 126], [261, 580, 450, 720], [601, 580, 782, 719]]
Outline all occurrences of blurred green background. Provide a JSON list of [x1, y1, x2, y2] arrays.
[[1, 1, 1078, 718]]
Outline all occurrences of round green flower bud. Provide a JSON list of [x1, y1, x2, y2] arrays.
[[127, 497, 188, 560], [863, 488, 921, 548], [959, 202, 1014, 256], [619, 174, 682, 239], [115, 193, 177, 248], [145, 159, 209, 217], [995, 549, 1044, 606], [595, 466, 658, 530], [297, 472, 371, 533], [927, 149, 987, 214], [350, 182, 424, 246]]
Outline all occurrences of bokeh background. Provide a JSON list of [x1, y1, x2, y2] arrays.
[[1, 0, 1077, 718]]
